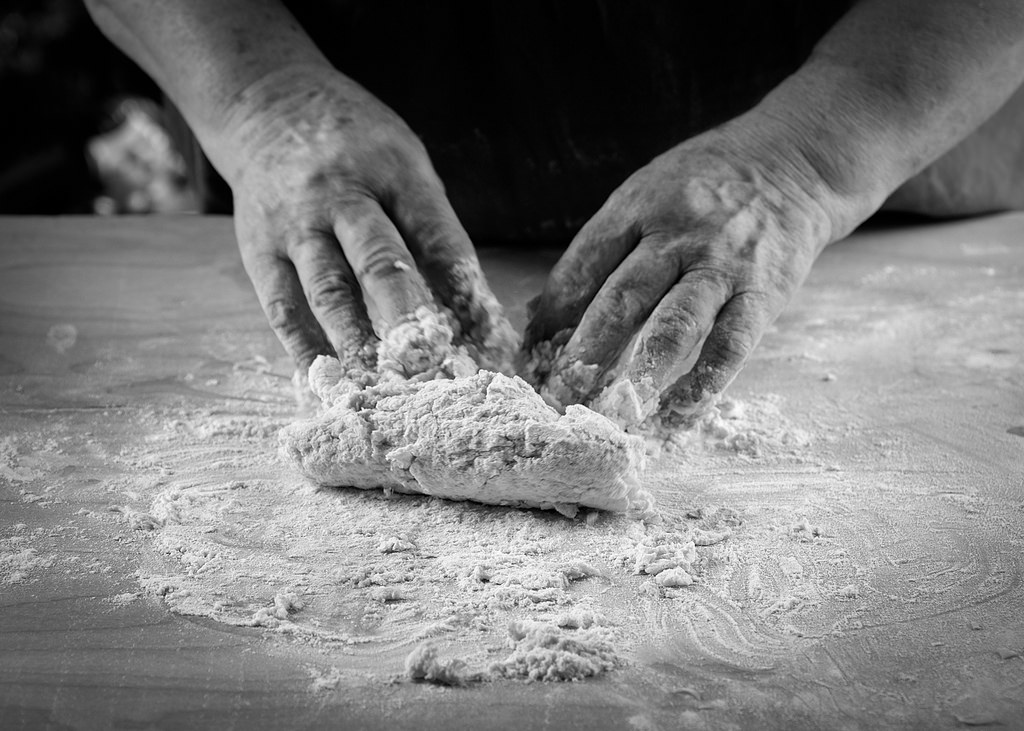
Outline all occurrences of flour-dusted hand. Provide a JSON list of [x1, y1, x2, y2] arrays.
[[223, 66, 505, 371], [84, 0, 514, 374], [525, 122, 833, 422], [525, 0, 1024, 424]]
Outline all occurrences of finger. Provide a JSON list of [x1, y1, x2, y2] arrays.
[[242, 251, 332, 372], [387, 175, 476, 285], [388, 181, 518, 368], [554, 235, 692, 387], [621, 270, 733, 394], [288, 231, 376, 369], [660, 292, 770, 419], [333, 198, 432, 331], [524, 206, 640, 349]]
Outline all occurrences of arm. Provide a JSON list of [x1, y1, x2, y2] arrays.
[[85, 0, 516, 373], [527, 0, 1024, 422], [759, 0, 1024, 235], [83, 0, 325, 183]]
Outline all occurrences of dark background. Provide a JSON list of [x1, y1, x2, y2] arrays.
[[0, 0, 159, 214], [0, 0, 853, 233]]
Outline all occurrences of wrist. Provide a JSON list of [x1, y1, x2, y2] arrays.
[[729, 76, 905, 245], [192, 61, 342, 187]]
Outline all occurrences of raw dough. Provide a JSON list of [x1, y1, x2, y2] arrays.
[[280, 307, 653, 516], [281, 364, 651, 516]]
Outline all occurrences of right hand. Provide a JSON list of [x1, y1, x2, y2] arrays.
[[213, 65, 510, 372]]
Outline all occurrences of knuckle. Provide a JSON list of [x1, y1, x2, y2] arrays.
[[599, 277, 650, 321], [305, 270, 358, 314], [262, 296, 323, 363], [405, 213, 457, 258], [355, 236, 412, 281], [708, 327, 756, 368], [643, 301, 704, 353], [657, 303, 702, 340]]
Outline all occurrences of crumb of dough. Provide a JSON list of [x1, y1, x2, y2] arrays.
[[633, 539, 697, 577], [404, 642, 469, 686], [654, 567, 694, 587], [445, 259, 521, 375], [249, 591, 304, 627], [590, 376, 660, 427], [376, 306, 478, 381], [489, 620, 619, 682], [520, 336, 716, 439], [280, 366, 652, 516], [46, 323, 78, 354]]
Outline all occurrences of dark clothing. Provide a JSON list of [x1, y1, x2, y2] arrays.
[[189, 1, 854, 242]]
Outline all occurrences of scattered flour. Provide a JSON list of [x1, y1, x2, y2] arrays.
[[0, 436, 47, 483], [120, 399, 738, 681], [107, 591, 141, 605], [308, 665, 345, 692], [0, 546, 55, 584], [6, 310, 832, 687]]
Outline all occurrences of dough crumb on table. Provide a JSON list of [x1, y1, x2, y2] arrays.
[[404, 641, 470, 686], [281, 366, 652, 517]]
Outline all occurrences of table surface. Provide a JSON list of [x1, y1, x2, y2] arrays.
[[1, 215, 1022, 730]]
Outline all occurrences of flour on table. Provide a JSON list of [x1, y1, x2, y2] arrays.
[[1, 545, 55, 584], [31, 305, 826, 686]]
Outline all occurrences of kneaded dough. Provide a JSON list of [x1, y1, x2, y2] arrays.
[[281, 305, 652, 516], [280, 362, 651, 516]]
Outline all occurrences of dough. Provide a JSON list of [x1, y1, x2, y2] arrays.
[[281, 306, 652, 516], [280, 364, 651, 516]]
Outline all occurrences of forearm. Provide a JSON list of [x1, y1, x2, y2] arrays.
[[742, 0, 1024, 239], [83, 0, 333, 178]]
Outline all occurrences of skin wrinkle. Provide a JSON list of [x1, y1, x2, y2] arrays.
[[274, 236, 371, 363], [560, 275, 665, 367], [534, 217, 642, 329], [639, 313, 705, 370], [534, 120, 836, 415], [304, 268, 359, 318], [626, 278, 728, 389]]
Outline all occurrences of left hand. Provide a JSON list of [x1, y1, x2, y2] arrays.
[[524, 121, 837, 423]]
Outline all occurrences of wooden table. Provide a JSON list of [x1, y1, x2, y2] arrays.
[[1, 215, 1022, 730]]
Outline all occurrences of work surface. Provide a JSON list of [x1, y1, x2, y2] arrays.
[[1, 215, 1022, 730]]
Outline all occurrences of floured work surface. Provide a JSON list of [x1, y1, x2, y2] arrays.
[[1, 215, 1023, 730]]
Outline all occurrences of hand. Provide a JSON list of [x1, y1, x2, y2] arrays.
[[525, 121, 836, 425], [219, 65, 513, 372]]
